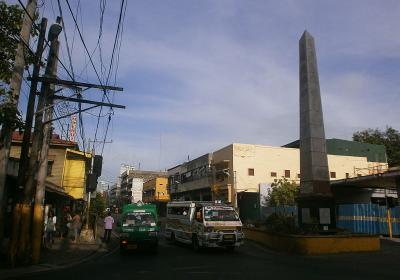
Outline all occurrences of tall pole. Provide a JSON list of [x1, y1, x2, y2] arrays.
[[0, 0, 37, 249], [79, 147, 95, 243], [8, 18, 47, 264], [18, 17, 48, 194], [233, 170, 237, 208], [86, 147, 96, 229], [31, 18, 62, 264]]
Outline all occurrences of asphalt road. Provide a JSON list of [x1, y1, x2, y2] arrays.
[[10, 237, 400, 280]]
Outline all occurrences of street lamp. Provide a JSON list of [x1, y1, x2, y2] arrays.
[[47, 19, 62, 41]]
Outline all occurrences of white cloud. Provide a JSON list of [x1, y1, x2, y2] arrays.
[[24, 0, 400, 181]]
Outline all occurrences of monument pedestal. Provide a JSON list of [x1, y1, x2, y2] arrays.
[[297, 194, 336, 231]]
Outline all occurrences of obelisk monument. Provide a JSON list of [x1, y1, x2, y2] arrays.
[[298, 31, 335, 230]]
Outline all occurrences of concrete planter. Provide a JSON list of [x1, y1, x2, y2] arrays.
[[243, 228, 380, 254]]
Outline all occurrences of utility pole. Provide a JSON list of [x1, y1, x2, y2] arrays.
[[18, 18, 48, 194], [31, 18, 62, 264], [80, 147, 96, 243], [0, 0, 37, 249], [9, 18, 47, 263]]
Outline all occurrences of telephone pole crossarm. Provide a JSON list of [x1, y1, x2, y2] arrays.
[[43, 105, 98, 124], [28, 76, 124, 91], [52, 95, 126, 109]]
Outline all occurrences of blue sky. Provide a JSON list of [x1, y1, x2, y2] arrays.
[[15, 0, 400, 183]]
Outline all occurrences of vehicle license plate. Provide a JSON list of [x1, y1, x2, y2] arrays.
[[127, 244, 137, 249], [224, 234, 234, 239]]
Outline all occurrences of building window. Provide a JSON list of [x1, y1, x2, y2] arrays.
[[248, 168, 254, 176], [330, 172, 336, 178], [270, 172, 277, 177], [47, 161, 54, 176], [284, 170, 290, 178], [297, 173, 301, 178], [345, 173, 350, 178]]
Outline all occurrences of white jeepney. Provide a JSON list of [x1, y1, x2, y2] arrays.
[[165, 201, 244, 251]]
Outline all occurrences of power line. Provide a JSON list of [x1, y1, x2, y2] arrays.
[[98, 0, 107, 78], [64, 0, 108, 94], [56, 0, 88, 154], [56, 0, 75, 80], [101, 113, 112, 155], [17, 0, 75, 81], [93, 0, 127, 150], [64, 0, 119, 154]]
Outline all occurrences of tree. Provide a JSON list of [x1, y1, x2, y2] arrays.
[[0, 0, 27, 256], [0, 1, 26, 130], [353, 126, 400, 167], [266, 178, 299, 207], [90, 194, 106, 239], [90, 194, 107, 218], [1, 0, 40, 263]]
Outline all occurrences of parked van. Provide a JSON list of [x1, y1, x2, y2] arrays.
[[165, 201, 244, 251], [117, 202, 159, 254]]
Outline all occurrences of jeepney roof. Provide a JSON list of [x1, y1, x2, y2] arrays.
[[122, 203, 157, 216], [167, 201, 231, 208]]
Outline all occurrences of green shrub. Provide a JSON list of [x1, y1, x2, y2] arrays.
[[265, 213, 300, 234]]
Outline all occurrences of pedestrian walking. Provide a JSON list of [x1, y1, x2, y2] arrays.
[[62, 210, 72, 239], [45, 210, 56, 248], [103, 212, 114, 243], [71, 212, 81, 243]]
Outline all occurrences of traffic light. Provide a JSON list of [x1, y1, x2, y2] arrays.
[[93, 155, 103, 176], [86, 173, 98, 192]]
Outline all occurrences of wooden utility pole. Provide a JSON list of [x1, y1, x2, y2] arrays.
[[18, 17, 48, 194], [31, 18, 62, 264], [0, 0, 37, 248], [10, 18, 47, 263]]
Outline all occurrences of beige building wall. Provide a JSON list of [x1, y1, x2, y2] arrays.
[[143, 177, 169, 202], [212, 143, 386, 194]]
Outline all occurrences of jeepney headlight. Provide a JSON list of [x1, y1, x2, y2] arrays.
[[204, 227, 214, 233]]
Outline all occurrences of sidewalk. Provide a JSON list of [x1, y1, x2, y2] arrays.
[[0, 226, 117, 280]]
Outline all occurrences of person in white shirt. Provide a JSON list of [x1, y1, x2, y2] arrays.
[[45, 211, 56, 247], [103, 212, 114, 243]]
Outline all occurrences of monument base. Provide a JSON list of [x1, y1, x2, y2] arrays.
[[297, 194, 336, 231], [243, 228, 380, 254]]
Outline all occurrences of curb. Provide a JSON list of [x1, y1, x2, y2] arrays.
[[0, 239, 119, 280]]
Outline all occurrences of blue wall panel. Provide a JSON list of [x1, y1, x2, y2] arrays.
[[338, 204, 400, 236]]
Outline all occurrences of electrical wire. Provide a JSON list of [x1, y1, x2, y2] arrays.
[[17, 0, 75, 81], [94, 0, 127, 151], [64, 0, 109, 96], [56, 0, 75, 81]]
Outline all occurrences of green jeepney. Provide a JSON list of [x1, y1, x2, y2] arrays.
[[118, 202, 159, 253]]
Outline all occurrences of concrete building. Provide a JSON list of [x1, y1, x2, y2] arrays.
[[120, 169, 167, 204], [108, 183, 120, 207], [168, 140, 388, 207], [143, 177, 169, 203], [168, 153, 213, 201]]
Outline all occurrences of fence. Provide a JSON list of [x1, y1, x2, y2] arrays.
[[261, 206, 297, 220], [337, 204, 400, 236]]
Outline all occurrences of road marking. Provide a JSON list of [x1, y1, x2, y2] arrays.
[[97, 244, 119, 259], [173, 265, 214, 271]]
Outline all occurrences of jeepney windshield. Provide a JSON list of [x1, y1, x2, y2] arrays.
[[123, 212, 156, 226], [204, 208, 240, 222]]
